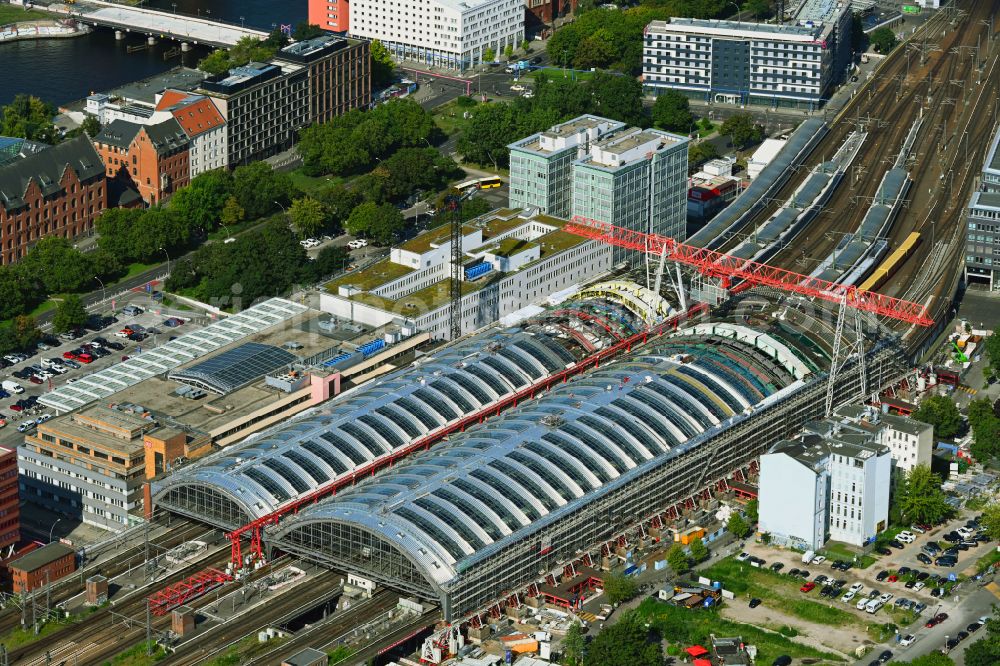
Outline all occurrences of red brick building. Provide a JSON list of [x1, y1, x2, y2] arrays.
[[0, 136, 107, 264], [525, 0, 576, 30], [0, 447, 18, 553], [8, 542, 76, 593], [93, 118, 190, 206]]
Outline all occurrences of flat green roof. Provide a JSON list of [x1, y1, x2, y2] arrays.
[[398, 225, 476, 254], [350, 276, 493, 312], [491, 238, 537, 258], [325, 259, 415, 293], [537, 229, 588, 259]]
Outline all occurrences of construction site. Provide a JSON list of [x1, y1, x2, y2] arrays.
[[2, 2, 997, 664]]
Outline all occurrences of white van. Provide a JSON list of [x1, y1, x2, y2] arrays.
[[1, 380, 23, 394], [865, 599, 884, 614]]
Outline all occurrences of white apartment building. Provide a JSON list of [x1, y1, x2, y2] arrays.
[[320, 208, 614, 340], [759, 413, 893, 549], [643, 13, 848, 110], [759, 440, 830, 551], [833, 405, 933, 474], [348, 0, 524, 71]]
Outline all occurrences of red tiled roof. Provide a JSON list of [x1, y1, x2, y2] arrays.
[[169, 97, 225, 138], [155, 89, 189, 111]]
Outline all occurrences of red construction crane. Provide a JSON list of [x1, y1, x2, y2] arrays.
[[563, 216, 934, 327]]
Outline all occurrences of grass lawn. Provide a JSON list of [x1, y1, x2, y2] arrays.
[[976, 548, 1000, 572], [108, 641, 168, 665], [288, 169, 343, 196], [432, 98, 479, 136], [701, 558, 861, 629], [695, 123, 717, 138], [525, 66, 596, 82], [0, 5, 55, 23], [27, 298, 58, 318], [636, 598, 845, 665], [819, 542, 876, 569]]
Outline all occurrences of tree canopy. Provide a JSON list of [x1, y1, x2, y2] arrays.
[[1, 94, 58, 144], [980, 502, 1000, 542], [870, 27, 898, 54], [297, 99, 436, 176], [602, 572, 639, 605], [912, 394, 962, 439], [688, 536, 709, 563], [52, 294, 88, 334], [967, 398, 1000, 462], [561, 622, 585, 666], [667, 543, 690, 573], [728, 512, 752, 538], [370, 39, 396, 89], [585, 611, 663, 666], [345, 202, 405, 246], [197, 33, 285, 75], [289, 197, 329, 238], [720, 112, 764, 149], [894, 464, 952, 525], [292, 22, 324, 40], [651, 90, 694, 133]]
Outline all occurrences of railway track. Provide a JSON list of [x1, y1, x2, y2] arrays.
[[0, 518, 211, 636], [162, 572, 385, 666], [10, 548, 236, 666]]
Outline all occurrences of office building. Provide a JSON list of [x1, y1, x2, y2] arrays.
[[0, 136, 106, 264], [509, 115, 625, 217], [197, 61, 309, 166], [316, 0, 523, 71], [0, 447, 18, 553], [320, 208, 627, 340], [759, 439, 830, 551], [274, 35, 372, 124], [965, 125, 1000, 289], [154, 91, 227, 179], [93, 118, 190, 205], [571, 127, 690, 244], [643, 6, 851, 110]]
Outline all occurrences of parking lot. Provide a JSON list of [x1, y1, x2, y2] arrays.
[[0, 293, 208, 449]]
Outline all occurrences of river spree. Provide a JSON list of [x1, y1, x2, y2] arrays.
[[1, 0, 306, 107]]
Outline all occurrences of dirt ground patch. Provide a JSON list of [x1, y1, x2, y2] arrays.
[[720, 597, 864, 660]]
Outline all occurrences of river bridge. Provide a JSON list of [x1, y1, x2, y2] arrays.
[[50, 0, 268, 47]]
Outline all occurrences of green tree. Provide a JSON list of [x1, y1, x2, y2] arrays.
[[484, 47, 496, 62], [895, 464, 952, 525], [504, 44, 514, 61], [587, 72, 646, 126], [651, 90, 694, 133], [688, 536, 709, 563], [728, 512, 751, 539], [232, 162, 294, 220], [912, 394, 962, 439], [744, 0, 771, 19], [562, 621, 585, 666], [521, 39, 531, 54], [19, 237, 93, 294], [667, 543, 690, 573], [197, 49, 233, 76], [293, 22, 324, 40], [52, 294, 88, 334], [345, 202, 405, 245], [965, 639, 1000, 666], [0, 94, 58, 144], [77, 115, 101, 138], [720, 112, 764, 149], [574, 29, 617, 70], [602, 572, 639, 605], [289, 197, 328, 238], [870, 26, 898, 54], [981, 502, 1000, 542], [689, 141, 720, 167], [220, 195, 245, 230], [317, 185, 361, 230], [312, 245, 351, 278], [370, 39, 396, 88], [168, 168, 234, 235], [968, 398, 1000, 462], [586, 611, 662, 666], [12, 315, 41, 351], [745, 498, 759, 524]]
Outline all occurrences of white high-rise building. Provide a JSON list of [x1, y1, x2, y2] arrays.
[[349, 0, 524, 71], [759, 440, 830, 551]]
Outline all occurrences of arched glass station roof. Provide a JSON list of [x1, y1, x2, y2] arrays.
[[153, 326, 589, 523], [270, 327, 807, 590]]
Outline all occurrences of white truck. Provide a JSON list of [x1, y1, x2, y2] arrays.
[[1, 380, 23, 394], [802, 550, 815, 564]]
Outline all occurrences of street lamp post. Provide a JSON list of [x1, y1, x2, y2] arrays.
[[274, 201, 287, 215], [159, 247, 170, 275], [95, 276, 106, 309], [48, 518, 62, 543]]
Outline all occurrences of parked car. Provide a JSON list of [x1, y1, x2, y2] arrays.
[[926, 612, 948, 628], [876, 547, 892, 555], [749, 598, 762, 608], [77, 353, 94, 364], [122, 305, 144, 317], [770, 562, 784, 572], [875, 570, 889, 582], [887, 574, 899, 583], [916, 553, 932, 565], [162, 317, 184, 328], [347, 239, 369, 249], [899, 634, 915, 647], [800, 582, 816, 593]]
